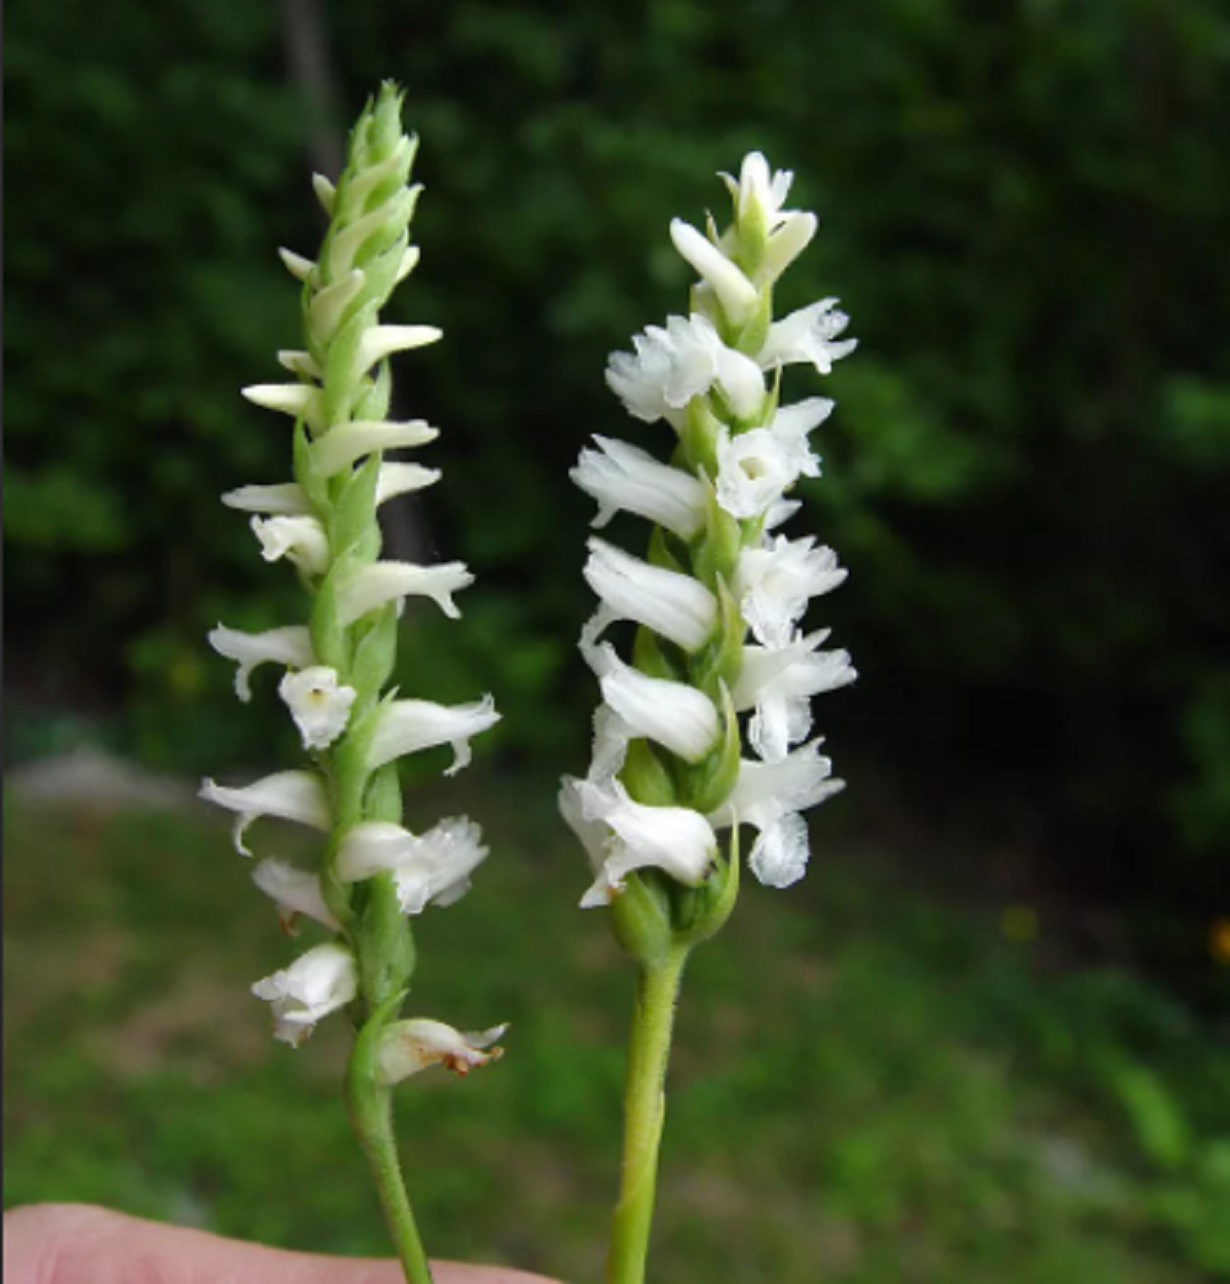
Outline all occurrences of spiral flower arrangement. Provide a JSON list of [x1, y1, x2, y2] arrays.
[[561, 152, 857, 1284]]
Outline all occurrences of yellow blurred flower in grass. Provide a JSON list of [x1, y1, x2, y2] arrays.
[[1001, 904, 1039, 944], [1210, 918, 1230, 965]]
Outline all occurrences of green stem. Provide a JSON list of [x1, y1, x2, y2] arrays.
[[606, 945, 689, 1284], [346, 1008, 434, 1284]]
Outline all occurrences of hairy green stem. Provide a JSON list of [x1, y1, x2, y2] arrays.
[[606, 946, 689, 1284], [346, 1007, 434, 1284]]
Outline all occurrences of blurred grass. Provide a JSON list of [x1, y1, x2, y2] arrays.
[[4, 769, 1227, 1282]]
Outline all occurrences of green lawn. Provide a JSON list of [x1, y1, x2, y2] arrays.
[[4, 770, 1227, 1282]]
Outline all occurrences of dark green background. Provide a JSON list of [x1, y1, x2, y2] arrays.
[[6, 2, 1230, 1278], [8, 0, 1230, 978]]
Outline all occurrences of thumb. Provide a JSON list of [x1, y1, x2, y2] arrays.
[[3, 1203, 559, 1284]]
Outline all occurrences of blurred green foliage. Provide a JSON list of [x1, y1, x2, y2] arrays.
[[6, 786, 1230, 1279], [5, 1, 1230, 959]]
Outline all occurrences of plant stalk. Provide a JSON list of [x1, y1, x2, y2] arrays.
[[346, 1016, 434, 1284], [606, 945, 689, 1284]]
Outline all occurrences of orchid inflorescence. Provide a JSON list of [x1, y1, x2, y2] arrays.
[[200, 81, 503, 1133], [563, 151, 857, 915], [559, 152, 857, 1284]]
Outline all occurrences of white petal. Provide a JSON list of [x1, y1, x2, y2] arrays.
[[366, 696, 500, 774], [378, 1018, 507, 1083], [199, 770, 330, 856], [396, 245, 421, 283], [311, 172, 336, 215], [571, 436, 706, 540], [336, 560, 473, 626], [715, 428, 798, 520], [242, 383, 324, 432], [207, 624, 315, 701], [221, 483, 310, 516], [376, 462, 441, 504], [278, 247, 315, 281], [279, 666, 357, 751], [313, 420, 439, 476], [749, 812, 812, 888], [355, 325, 442, 373], [336, 817, 488, 913], [559, 776, 610, 876], [277, 349, 323, 380], [251, 859, 341, 931], [762, 212, 817, 284], [710, 740, 842, 832], [592, 643, 719, 763], [583, 538, 717, 653], [770, 397, 834, 478], [670, 219, 759, 326], [575, 776, 716, 906], [252, 942, 356, 1046], [251, 515, 330, 577], [758, 299, 857, 374], [734, 536, 847, 647]]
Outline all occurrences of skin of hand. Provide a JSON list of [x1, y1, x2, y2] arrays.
[[3, 1204, 561, 1284]]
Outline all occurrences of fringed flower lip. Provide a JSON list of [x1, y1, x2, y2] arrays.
[[251, 942, 358, 1047]]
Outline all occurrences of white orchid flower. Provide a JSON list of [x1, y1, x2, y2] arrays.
[[583, 538, 717, 653], [251, 858, 341, 932], [251, 942, 357, 1046], [208, 624, 315, 701], [377, 1019, 507, 1083], [336, 817, 488, 913], [571, 436, 707, 540], [279, 666, 358, 751], [734, 535, 847, 648], [366, 696, 500, 774], [199, 770, 331, 856]]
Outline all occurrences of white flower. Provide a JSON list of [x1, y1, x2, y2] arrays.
[[758, 299, 857, 374], [242, 382, 326, 433], [715, 428, 799, 519], [208, 623, 315, 701], [710, 741, 844, 889], [251, 942, 357, 1046], [588, 702, 633, 784], [199, 770, 331, 856], [562, 775, 717, 908], [769, 397, 834, 475], [377, 1018, 507, 1083], [734, 535, 847, 647], [221, 461, 438, 517], [585, 642, 720, 764], [583, 538, 717, 653], [354, 324, 441, 375], [571, 436, 706, 540], [221, 482, 310, 515], [605, 314, 764, 425], [719, 153, 819, 287], [278, 666, 357, 751], [251, 515, 330, 576], [669, 219, 759, 327], [313, 419, 439, 477], [366, 696, 500, 774], [733, 631, 857, 761], [722, 152, 796, 232], [336, 560, 474, 625], [251, 858, 341, 932], [376, 462, 440, 504], [336, 817, 488, 913]]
